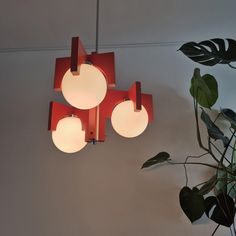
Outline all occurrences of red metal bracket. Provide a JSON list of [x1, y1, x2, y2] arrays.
[[49, 102, 103, 143], [87, 52, 116, 87], [142, 94, 154, 122], [54, 57, 71, 91], [48, 101, 88, 132], [86, 107, 98, 142]]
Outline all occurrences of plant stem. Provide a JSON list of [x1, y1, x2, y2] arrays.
[[194, 98, 209, 152], [193, 99, 221, 165], [220, 130, 236, 163], [183, 152, 209, 186], [186, 153, 209, 160], [208, 138, 221, 164], [211, 224, 220, 236], [210, 141, 231, 165], [229, 145, 236, 152], [228, 63, 236, 69], [167, 160, 221, 170], [183, 164, 188, 186], [231, 139, 236, 164], [195, 178, 233, 188], [228, 183, 236, 195], [230, 128, 236, 136], [210, 141, 223, 155]]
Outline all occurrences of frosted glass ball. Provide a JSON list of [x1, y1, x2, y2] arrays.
[[52, 116, 87, 153], [111, 100, 149, 138], [61, 64, 107, 109]]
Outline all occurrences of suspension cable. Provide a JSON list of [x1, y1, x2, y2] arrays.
[[95, 0, 100, 53]]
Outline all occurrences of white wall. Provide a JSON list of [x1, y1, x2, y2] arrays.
[[0, 44, 235, 236]]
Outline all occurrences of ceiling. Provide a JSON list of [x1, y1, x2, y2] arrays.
[[1, 0, 236, 51]]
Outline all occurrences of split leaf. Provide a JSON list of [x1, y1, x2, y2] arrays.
[[179, 38, 236, 67]]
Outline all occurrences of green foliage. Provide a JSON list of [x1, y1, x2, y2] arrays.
[[226, 164, 236, 199], [190, 68, 218, 108], [214, 168, 227, 195], [141, 152, 170, 169], [142, 38, 236, 234], [214, 165, 236, 199], [200, 109, 229, 146]]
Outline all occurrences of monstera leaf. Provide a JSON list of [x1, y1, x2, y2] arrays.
[[179, 38, 236, 67]]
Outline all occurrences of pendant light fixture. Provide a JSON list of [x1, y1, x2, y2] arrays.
[[48, 0, 154, 153]]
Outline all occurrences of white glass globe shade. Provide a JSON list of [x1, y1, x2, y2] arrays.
[[61, 64, 107, 109], [52, 116, 87, 153], [111, 100, 149, 138]]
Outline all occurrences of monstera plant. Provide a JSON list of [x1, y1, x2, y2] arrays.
[[142, 38, 236, 235]]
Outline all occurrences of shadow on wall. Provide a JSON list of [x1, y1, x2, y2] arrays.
[[144, 83, 200, 159], [136, 83, 216, 222]]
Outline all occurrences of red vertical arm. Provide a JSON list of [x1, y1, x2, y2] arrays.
[[71, 37, 87, 75], [142, 94, 154, 122], [128, 81, 142, 111], [85, 107, 98, 142]]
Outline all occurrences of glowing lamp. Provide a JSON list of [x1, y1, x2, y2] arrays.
[[111, 100, 149, 138], [61, 64, 107, 109], [49, 36, 154, 153], [52, 116, 87, 153]]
